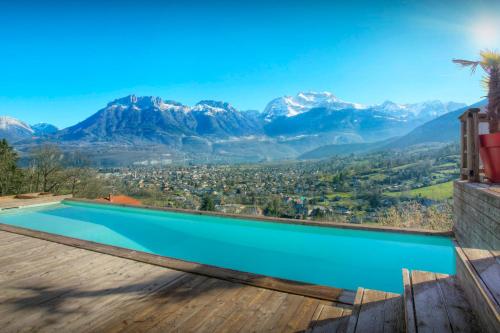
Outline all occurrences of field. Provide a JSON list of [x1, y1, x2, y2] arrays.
[[384, 181, 453, 201]]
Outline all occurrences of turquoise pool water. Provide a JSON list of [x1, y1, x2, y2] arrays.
[[0, 201, 455, 293]]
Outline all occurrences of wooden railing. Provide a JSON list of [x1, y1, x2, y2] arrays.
[[459, 108, 488, 182]]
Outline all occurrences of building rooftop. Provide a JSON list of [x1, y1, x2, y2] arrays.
[[95, 194, 142, 206]]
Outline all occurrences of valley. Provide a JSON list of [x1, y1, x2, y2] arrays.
[[103, 143, 459, 230]]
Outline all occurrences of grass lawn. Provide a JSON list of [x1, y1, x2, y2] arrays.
[[326, 192, 351, 199], [391, 162, 420, 171], [384, 181, 453, 201]]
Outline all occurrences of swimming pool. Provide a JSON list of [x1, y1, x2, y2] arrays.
[[0, 200, 455, 294]]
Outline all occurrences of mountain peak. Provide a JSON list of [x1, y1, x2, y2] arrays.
[[0, 116, 34, 143], [296, 91, 338, 103], [193, 100, 237, 113], [0, 116, 33, 132], [107, 95, 185, 111], [376, 100, 405, 111], [108, 95, 138, 107], [262, 91, 364, 121], [108, 95, 163, 108]]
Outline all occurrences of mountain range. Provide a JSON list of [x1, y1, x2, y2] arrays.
[[0, 92, 471, 165], [0, 117, 59, 142]]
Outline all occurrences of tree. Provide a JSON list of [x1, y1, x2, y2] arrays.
[[63, 151, 92, 196], [200, 194, 216, 211], [0, 139, 22, 195], [454, 50, 500, 133], [29, 145, 65, 192], [263, 196, 283, 217]]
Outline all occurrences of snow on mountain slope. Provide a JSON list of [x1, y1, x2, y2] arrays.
[[0, 116, 33, 132], [58, 95, 263, 143], [262, 92, 466, 123], [263, 92, 365, 121], [0, 116, 34, 142]]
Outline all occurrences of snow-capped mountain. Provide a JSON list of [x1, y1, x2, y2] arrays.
[[262, 92, 365, 121], [57, 95, 262, 144], [0, 116, 34, 142], [373, 100, 467, 121], [262, 92, 466, 124]]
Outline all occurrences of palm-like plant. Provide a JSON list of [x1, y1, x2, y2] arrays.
[[453, 50, 500, 133]]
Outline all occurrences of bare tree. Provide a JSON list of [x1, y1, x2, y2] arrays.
[[30, 145, 65, 193]]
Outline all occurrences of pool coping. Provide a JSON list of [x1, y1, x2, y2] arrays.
[[0, 222, 356, 305], [65, 198, 454, 237]]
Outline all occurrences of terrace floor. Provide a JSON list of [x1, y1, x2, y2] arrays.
[[0, 194, 72, 211], [1, 231, 359, 333]]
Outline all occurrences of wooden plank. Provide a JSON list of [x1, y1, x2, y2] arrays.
[[383, 292, 404, 333], [460, 120, 467, 179], [284, 297, 322, 332], [167, 280, 249, 333], [461, 247, 500, 307], [1, 254, 130, 327], [0, 247, 94, 284], [258, 293, 305, 332], [3, 263, 182, 332], [86, 272, 196, 332], [472, 110, 480, 182], [62, 269, 186, 332], [308, 304, 352, 333], [435, 273, 481, 333], [0, 251, 156, 323], [354, 289, 387, 333], [95, 274, 212, 333], [455, 246, 500, 333], [402, 269, 417, 333], [466, 114, 475, 181], [236, 289, 289, 333], [411, 270, 452, 333], [112, 277, 227, 333], [195, 285, 264, 333], [0, 194, 70, 210], [346, 287, 364, 333]]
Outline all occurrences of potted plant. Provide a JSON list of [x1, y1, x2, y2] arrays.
[[454, 50, 500, 182]]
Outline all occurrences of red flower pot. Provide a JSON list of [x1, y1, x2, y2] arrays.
[[479, 132, 500, 183]]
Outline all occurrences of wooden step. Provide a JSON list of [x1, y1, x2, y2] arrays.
[[345, 287, 404, 333], [455, 245, 500, 333], [402, 269, 480, 333]]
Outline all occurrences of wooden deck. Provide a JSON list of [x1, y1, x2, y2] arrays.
[[345, 288, 404, 333], [0, 231, 354, 333], [403, 269, 480, 333], [0, 194, 70, 210]]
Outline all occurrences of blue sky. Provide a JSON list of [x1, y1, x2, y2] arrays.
[[0, 0, 499, 128]]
